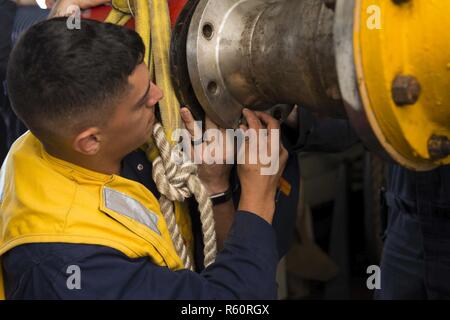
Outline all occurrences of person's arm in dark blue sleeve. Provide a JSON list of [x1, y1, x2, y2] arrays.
[[282, 106, 360, 153], [2, 211, 278, 300]]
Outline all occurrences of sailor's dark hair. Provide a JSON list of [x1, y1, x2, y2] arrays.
[[7, 17, 145, 141]]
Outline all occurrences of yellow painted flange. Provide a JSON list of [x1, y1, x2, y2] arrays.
[[353, 0, 450, 171]]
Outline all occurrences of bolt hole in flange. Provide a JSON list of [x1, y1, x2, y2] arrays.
[[202, 22, 214, 40], [207, 81, 219, 95]]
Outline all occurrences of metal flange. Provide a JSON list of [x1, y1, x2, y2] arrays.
[[351, 0, 450, 170], [334, 0, 392, 163], [186, 0, 271, 128], [186, 0, 341, 128]]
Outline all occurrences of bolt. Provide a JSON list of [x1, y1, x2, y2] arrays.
[[428, 135, 450, 160], [392, 0, 411, 5], [392, 75, 421, 106]]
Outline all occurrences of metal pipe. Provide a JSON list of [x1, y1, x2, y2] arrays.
[[249, 0, 344, 117], [187, 0, 344, 128]]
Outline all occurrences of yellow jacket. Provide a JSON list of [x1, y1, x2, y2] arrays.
[[0, 132, 193, 299]]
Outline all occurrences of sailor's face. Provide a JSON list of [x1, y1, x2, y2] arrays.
[[105, 63, 163, 156]]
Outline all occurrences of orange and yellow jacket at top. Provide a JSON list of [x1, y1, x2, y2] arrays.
[[0, 132, 194, 299]]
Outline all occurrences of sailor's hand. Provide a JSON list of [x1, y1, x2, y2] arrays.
[[180, 107, 233, 196], [49, 0, 110, 18], [237, 109, 288, 224]]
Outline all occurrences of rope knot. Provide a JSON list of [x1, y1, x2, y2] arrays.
[[150, 122, 217, 270], [151, 123, 199, 202]]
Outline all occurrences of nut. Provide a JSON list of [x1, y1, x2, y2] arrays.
[[428, 135, 450, 160], [392, 75, 421, 106]]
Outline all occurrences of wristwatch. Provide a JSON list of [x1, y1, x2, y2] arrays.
[[209, 187, 233, 206]]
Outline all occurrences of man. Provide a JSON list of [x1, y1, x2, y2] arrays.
[[0, 18, 289, 299], [1, 0, 300, 257], [376, 164, 450, 299], [292, 107, 450, 299]]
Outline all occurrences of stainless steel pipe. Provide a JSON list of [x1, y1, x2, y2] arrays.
[[187, 0, 344, 128]]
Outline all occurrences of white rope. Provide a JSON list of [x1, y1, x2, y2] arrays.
[[126, 0, 135, 17], [151, 123, 217, 270]]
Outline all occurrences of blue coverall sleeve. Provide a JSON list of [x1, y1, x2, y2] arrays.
[[282, 107, 360, 153], [2, 212, 279, 300]]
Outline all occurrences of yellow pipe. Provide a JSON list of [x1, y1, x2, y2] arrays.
[[354, 0, 450, 170]]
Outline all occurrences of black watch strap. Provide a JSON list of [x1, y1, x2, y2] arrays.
[[209, 187, 233, 206]]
